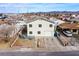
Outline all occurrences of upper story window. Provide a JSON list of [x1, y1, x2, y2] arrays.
[[49, 24, 53, 27], [29, 24, 32, 27], [38, 24, 42, 27]]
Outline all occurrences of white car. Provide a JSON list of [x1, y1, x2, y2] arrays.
[[63, 30, 72, 37]]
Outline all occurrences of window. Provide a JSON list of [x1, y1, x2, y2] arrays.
[[37, 31, 41, 34], [49, 24, 52, 27], [29, 24, 32, 27], [29, 31, 32, 34], [73, 21, 78, 23], [39, 24, 42, 27]]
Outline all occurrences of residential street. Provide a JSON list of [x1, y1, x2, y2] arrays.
[[0, 51, 79, 56]]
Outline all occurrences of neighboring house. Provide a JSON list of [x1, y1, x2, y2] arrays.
[[50, 17, 65, 26], [0, 14, 7, 19], [26, 17, 55, 37]]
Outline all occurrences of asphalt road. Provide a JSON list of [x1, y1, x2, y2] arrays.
[[0, 51, 79, 56]]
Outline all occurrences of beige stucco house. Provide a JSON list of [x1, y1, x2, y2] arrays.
[[26, 17, 55, 37]]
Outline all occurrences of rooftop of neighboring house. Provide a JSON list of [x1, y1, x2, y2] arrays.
[[69, 18, 79, 22], [0, 19, 9, 24], [59, 22, 79, 29]]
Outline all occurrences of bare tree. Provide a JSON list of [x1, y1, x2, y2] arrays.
[[0, 24, 15, 43]]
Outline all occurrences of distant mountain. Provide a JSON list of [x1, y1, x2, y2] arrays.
[[30, 11, 79, 14]]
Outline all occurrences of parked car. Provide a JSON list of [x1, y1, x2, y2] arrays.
[[63, 30, 72, 37]]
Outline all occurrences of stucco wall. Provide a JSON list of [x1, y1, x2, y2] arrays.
[[27, 20, 55, 37]]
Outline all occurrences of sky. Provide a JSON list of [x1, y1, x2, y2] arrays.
[[0, 3, 79, 13]]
